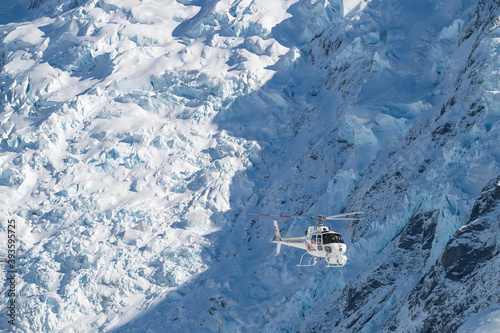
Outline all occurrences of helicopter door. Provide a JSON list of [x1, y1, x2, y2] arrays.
[[316, 235, 323, 251], [310, 235, 318, 251]]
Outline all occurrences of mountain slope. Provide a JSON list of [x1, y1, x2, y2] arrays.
[[1, 0, 499, 332]]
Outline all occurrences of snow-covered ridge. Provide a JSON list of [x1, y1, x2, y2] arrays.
[[0, 0, 351, 330], [0, 0, 287, 330], [1, 0, 500, 332]]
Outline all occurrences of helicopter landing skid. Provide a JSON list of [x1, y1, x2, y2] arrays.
[[297, 252, 318, 267], [296, 252, 346, 267]]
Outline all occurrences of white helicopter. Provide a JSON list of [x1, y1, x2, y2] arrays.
[[239, 212, 363, 267]]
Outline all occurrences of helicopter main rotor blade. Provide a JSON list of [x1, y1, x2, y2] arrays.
[[238, 212, 316, 220], [238, 212, 363, 221], [325, 212, 364, 220]]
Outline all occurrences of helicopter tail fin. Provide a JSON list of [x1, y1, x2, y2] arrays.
[[273, 219, 281, 239], [273, 219, 281, 256]]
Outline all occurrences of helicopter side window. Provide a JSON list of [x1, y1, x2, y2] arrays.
[[311, 235, 316, 244]]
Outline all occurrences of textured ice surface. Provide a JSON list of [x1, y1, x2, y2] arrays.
[[1, 0, 500, 332]]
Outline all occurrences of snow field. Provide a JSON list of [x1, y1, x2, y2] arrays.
[[1, 0, 500, 331]]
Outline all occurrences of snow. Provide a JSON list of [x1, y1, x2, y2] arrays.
[[0, 0, 499, 331], [458, 308, 500, 333]]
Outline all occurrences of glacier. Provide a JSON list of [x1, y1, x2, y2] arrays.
[[1, 0, 500, 332]]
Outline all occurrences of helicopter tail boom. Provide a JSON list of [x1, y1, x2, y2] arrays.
[[272, 219, 307, 254]]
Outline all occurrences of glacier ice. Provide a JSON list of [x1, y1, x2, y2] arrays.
[[1, 0, 500, 332]]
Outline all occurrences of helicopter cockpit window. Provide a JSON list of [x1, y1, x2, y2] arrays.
[[323, 233, 344, 244], [311, 235, 317, 244]]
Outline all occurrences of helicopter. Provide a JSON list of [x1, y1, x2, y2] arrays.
[[238, 212, 363, 267]]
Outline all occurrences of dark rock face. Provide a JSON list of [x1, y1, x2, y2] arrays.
[[469, 176, 500, 222], [398, 210, 438, 251], [441, 220, 495, 282], [441, 175, 500, 282], [395, 175, 500, 332]]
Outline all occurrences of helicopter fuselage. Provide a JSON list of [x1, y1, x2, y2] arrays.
[[271, 221, 348, 267], [305, 226, 346, 258]]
